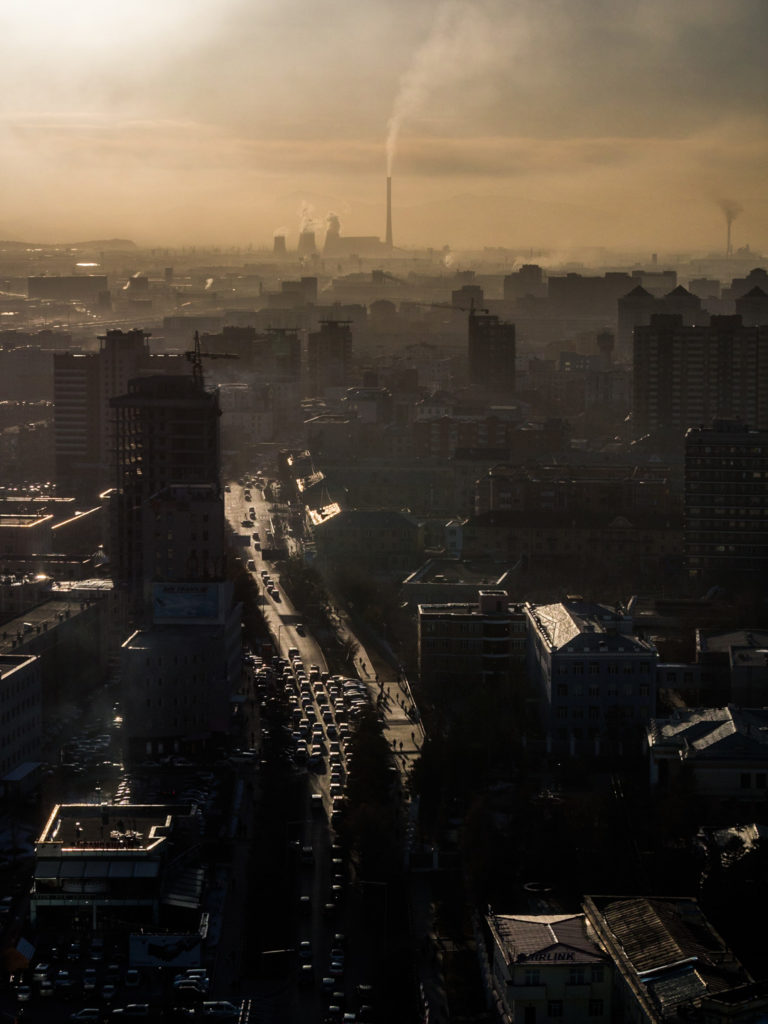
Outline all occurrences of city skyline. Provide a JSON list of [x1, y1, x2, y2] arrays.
[[1, 0, 766, 252]]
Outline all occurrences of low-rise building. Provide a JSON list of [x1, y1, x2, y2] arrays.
[[31, 802, 201, 932], [583, 895, 754, 1022], [418, 591, 527, 699], [647, 706, 768, 800], [487, 912, 612, 1023], [0, 653, 41, 779], [526, 599, 658, 756]]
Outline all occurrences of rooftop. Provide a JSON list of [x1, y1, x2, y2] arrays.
[[38, 803, 175, 852], [491, 913, 606, 965], [527, 600, 655, 655], [648, 707, 768, 761]]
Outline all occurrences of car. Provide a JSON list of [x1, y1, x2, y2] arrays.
[[200, 1002, 240, 1020], [40, 979, 54, 997], [299, 963, 314, 986], [56, 969, 75, 994], [321, 976, 336, 994], [300, 845, 314, 863], [33, 962, 50, 982], [70, 1011, 102, 1022], [296, 623, 305, 636], [16, 985, 31, 1002], [246, 559, 256, 571], [299, 894, 311, 914], [298, 940, 312, 961], [111, 1005, 151, 1018], [101, 983, 117, 1002], [329, 958, 344, 977], [174, 979, 207, 998], [83, 967, 98, 990]]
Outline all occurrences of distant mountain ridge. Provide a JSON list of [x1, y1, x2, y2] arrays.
[[0, 238, 137, 251]]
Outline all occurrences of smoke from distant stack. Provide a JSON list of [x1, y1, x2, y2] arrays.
[[386, 176, 393, 248]]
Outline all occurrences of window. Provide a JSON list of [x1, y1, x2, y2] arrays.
[[557, 683, 568, 697], [547, 1000, 563, 1018], [741, 773, 751, 789], [589, 684, 600, 697], [590, 966, 604, 983], [589, 662, 599, 675], [588, 999, 604, 1017], [569, 966, 585, 985], [573, 663, 584, 675], [557, 707, 568, 720], [524, 968, 541, 986]]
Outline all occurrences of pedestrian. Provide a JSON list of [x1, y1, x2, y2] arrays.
[[399, 740, 403, 751], [411, 731, 415, 744]]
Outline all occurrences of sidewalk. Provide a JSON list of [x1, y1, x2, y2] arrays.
[[355, 647, 449, 1023]]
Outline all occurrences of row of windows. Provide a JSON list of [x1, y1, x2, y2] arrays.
[[556, 683, 649, 698], [740, 773, 767, 790], [556, 705, 647, 721], [523, 966, 604, 985], [561, 662, 651, 676], [546, 998, 604, 1018]]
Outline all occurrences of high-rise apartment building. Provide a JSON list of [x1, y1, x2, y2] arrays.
[[685, 420, 768, 580], [307, 320, 353, 396], [53, 329, 159, 498], [633, 314, 768, 436], [467, 310, 516, 394], [110, 374, 221, 595]]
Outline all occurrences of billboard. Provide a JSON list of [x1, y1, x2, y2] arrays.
[[152, 582, 221, 624], [129, 933, 202, 969]]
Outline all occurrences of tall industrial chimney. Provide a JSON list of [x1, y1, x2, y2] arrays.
[[385, 176, 393, 248]]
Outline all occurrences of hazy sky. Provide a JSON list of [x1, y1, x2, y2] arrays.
[[1, 0, 766, 253]]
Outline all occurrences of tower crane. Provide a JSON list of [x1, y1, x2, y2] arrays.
[[184, 330, 239, 387]]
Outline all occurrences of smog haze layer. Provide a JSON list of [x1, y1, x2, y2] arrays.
[[1, 0, 766, 253]]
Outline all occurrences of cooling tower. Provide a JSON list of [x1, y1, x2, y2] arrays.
[[297, 230, 317, 257]]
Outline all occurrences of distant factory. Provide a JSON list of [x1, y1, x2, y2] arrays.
[[273, 177, 395, 259]]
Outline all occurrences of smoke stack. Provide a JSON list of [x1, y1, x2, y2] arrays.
[[385, 176, 393, 248], [273, 235, 286, 256]]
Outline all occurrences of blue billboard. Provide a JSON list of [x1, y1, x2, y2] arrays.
[[152, 582, 221, 623]]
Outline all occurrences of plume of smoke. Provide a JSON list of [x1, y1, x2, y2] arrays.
[[718, 198, 743, 224], [298, 200, 321, 234], [326, 212, 341, 234], [386, 1, 479, 176], [273, 225, 289, 238]]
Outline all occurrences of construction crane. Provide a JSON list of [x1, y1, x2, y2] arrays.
[[184, 330, 239, 387]]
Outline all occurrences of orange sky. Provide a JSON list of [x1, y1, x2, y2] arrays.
[[1, 0, 765, 254]]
